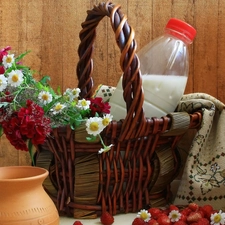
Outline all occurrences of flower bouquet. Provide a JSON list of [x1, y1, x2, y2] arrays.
[[0, 46, 113, 163]]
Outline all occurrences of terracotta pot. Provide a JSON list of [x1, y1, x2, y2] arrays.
[[0, 166, 59, 225]]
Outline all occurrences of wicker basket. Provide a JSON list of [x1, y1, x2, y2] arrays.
[[35, 1, 202, 219]]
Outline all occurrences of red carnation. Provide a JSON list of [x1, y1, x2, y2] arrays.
[[89, 97, 110, 116], [1, 100, 51, 151], [0, 46, 11, 62]]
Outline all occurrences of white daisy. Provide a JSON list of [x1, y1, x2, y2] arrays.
[[85, 117, 104, 136], [51, 103, 66, 115], [2, 54, 15, 68], [98, 144, 113, 154], [169, 210, 181, 222], [38, 91, 53, 105], [102, 114, 113, 127], [64, 88, 81, 101], [137, 209, 151, 222], [0, 75, 8, 91], [211, 210, 225, 225], [77, 99, 90, 110], [7, 70, 24, 87]]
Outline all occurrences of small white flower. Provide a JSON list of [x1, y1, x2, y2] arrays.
[[7, 70, 24, 87], [137, 209, 151, 222], [98, 144, 113, 154], [0, 75, 8, 91], [102, 114, 113, 127], [169, 210, 181, 222], [38, 91, 53, 105], [211, 210, 225, 225], [51, 103, 66, 114], [64, 88, 81, 101], [86, 117, 104, 136], [2, 54, 15, 68], [77, 99, 90, 110]]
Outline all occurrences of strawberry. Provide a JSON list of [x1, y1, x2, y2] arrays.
[[197, 218, 210, 225], [100, 211, 114, 225], [187, 211, 202, 223], [188, 203, 199, 212], [173, 221, 188, 225], [162, 208, 170, 215], [169, 204, 179, 211], [132, 217, 146, 225], [180, 208, 192, 216], [147, 219, 159, 225], [201, 205, 214, 219], [179, 213, 187, 222], [148, 208, 163, 219], [73, 221, 83, 225], [157, 214, 172, 225]]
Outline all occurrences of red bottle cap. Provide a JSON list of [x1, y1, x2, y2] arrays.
[[166, 18, 196, 42]]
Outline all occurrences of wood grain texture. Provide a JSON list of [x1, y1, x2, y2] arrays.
[[0, 0, 224, 166]]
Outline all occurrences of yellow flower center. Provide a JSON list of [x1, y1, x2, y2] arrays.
[[89, 122, 99, 131], [12, 74, 19, 82], [42, 94, 49, 101], [55, 104, 63, 111], [172, 214, 178, 219], [6, 56, 12, 63], [81, 100, 87, 106], [140, 212, 148, 221], [0, 80, 2, 85], [214, 214, 222, 223], [102, 118, 110, 126], [72, 90, 77, 95]]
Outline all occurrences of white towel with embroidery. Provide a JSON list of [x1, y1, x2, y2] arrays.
[[173, 93, 225, 210]]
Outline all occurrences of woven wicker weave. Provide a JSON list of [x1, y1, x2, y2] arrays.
[[35, 1, 202, 219]]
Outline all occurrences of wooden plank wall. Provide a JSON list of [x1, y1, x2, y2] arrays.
[[0, 0, 224, 166]]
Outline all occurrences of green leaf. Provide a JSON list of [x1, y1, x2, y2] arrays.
[[86, 135, 97, 142], [15, 50, 31, 62], [28, 140, 35, 166], [0, 125, 3, 137], [39, 76, 51, 86]]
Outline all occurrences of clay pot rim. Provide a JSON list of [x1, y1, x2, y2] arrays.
[[0, 166, 48, 181]]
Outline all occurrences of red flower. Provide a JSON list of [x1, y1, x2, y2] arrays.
[[1, 100, 51, 151], [0, 46, 11, 62], [1, 113, 29, 151], [0, 66, 5, 74], [89, 97, 110, 117]]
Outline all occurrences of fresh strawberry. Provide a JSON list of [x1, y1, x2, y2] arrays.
[[132, 217, 146, 225], [201, 205, 214, 219], [162, 208, 170, 215], [100, 211, 114, 225], [179, 213, 187, 222], [180, 208, 192, 216], [188, 203, 199, 212], [173, 221, 188, 225], [197, 209, 205, 218], [187, 211, 202, 223], [169, 204, 179, 211], [148, 208, 163, 219], [73, 221, 83, 225], [147, 219, 159, 225], [197, 218, 210, 225], [157, 214, 172, 225]]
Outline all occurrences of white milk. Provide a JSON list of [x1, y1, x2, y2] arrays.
[[109, 74, 187, 120]]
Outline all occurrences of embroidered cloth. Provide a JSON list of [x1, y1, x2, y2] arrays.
[[174, 93, 225, 210]]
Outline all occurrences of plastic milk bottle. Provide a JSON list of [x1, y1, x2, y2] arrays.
[[109, 18, 196, 120]]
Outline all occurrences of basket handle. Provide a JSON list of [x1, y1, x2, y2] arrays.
[[77, 1, 145, 139]]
